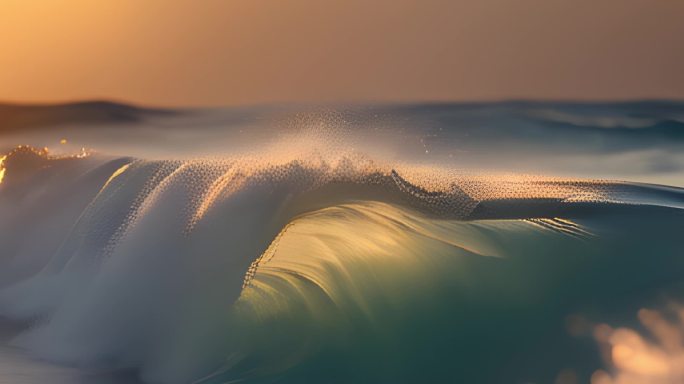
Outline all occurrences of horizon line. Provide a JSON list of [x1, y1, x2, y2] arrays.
[[2, 97, 684, 111]]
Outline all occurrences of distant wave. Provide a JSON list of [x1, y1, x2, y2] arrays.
[[0, 100, 176, 133], [3, 100, 683, 186]]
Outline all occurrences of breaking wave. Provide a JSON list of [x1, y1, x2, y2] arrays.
[[0, 143, 683, 383]]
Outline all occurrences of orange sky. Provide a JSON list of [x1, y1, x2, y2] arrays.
[[1, 0, 683, 107]]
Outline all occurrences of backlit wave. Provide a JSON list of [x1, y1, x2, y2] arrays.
[[0, 146, 682, 383]]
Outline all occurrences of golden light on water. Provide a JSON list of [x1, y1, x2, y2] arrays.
[[0, 155, 6, 184], [100, 163, 131, 191]]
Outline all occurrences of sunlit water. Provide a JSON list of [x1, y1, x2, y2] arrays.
[[0, 101, 683, 383]]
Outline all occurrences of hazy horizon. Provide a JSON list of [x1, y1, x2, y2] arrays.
[[3, 97, 684, 110], [2, 0, 683, 107]]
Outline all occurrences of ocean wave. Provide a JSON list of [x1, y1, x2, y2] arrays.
[[0, 145, 683, 383]]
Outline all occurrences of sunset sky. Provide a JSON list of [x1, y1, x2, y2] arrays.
[[1, 0, 683, 107]]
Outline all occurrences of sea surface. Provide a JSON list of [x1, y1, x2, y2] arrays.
[[0, 101, 683, 383]]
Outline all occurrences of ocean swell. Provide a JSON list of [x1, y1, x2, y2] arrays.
[[0, 146, 683, 383]]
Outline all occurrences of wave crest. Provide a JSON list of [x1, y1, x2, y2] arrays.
[[0, 146, 683, 383]]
